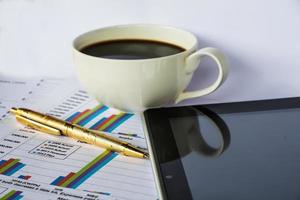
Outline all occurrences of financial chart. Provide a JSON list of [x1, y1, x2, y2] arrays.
[[0, 77, 157, 200]]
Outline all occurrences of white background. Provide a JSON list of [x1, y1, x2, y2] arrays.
[[0, 0, 300, 105]]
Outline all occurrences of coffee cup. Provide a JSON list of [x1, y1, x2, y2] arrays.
[[73, 24, 229, 112]]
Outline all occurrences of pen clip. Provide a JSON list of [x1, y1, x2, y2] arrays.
[[16, 115, 62, 136]]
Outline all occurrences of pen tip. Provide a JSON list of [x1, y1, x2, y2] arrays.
[[10, 107, 18, 115], [143, 153, 149, 159]]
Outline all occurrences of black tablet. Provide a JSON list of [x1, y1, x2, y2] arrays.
[[142, 97, 300, 200]]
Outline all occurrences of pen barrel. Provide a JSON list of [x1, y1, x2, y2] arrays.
[[15, 108, 67, 132], [66, 125, 146, 158], [66, 124, 122, 149]]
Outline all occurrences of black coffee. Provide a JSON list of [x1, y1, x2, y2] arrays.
[[80, 39, 185, 59]]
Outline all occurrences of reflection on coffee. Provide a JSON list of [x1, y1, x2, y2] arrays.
[[80, 39, 185, 60]]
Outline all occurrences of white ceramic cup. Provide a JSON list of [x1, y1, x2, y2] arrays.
[[73, 24, 229, 112]]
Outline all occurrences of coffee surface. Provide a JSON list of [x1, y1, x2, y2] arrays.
[[80, 39, 185, 59]]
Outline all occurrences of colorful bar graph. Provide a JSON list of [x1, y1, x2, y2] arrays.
[[77, 105, 108, 126], [66, 104, 133, 133], [0, 190, 23, 200], [65, 111, 81, 122], [53, 105, 133, 189], [104, 113, 133, 132], [90, 113, 133, 132], [89, 118, 106, 130], [66, 105, 108, 125], [91, 115, 116, 130], [0, 158, 25, 176], [18, 175, 31, 180], [51, 150, 117, 189], [55, 172, 75, 186], [66, 109, 91, 123], [51, 176, 64, 186]]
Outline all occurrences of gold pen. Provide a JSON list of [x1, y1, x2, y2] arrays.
[[10, 107, 148, 159]]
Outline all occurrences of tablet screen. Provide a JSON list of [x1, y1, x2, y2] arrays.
[[144, 98, 300, 199], [169, 107, 300, 200]]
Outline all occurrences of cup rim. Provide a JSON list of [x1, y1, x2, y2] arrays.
[[72, 24, 198, 62]]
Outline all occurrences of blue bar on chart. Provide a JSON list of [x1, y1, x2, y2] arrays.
[[0, 158, 25, 176], [65, 105, 108, 126], [18, 175, 31, 180], [90, 113, 133, 132], [65, 104, 133, 133], [0, 190, 23, 200], [51, 150, 116, 191]]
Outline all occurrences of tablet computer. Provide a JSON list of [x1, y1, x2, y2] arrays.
[[142, 97, 300, 200]]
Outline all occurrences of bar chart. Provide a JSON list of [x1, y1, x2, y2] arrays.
[[66, 104, 133, 133], [66, 104, 109, 126], [0, 189, 23, 200], [0, 158, 25, 176], [51, 150, 117, 189]]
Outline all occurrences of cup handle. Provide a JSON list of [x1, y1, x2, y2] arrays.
[[175, 47, 229, 103]]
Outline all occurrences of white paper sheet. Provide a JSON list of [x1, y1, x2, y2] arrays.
[[0, 77, 157, 200]]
